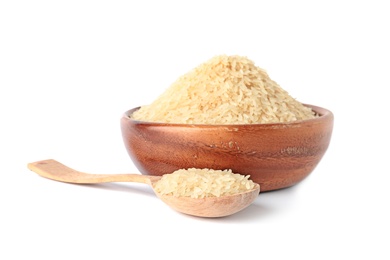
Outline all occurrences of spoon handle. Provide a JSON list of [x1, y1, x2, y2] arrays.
[[27, 159, 161, 184]]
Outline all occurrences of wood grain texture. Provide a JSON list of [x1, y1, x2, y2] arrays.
[[121, 104, 333, 192]]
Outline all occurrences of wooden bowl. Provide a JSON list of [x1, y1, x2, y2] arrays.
[[120, 105, 333, 192]]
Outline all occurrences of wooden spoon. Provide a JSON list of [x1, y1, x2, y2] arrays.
[[27, 159, 260, 218]]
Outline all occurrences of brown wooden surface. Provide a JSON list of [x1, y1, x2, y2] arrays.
[[121, 104, 333, 192]]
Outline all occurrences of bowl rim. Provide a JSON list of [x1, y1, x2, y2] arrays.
[[122, 104, 333, 128]]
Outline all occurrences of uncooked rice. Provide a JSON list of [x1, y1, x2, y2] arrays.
[[154, 168, 256, 198], [132, 55, 317, 124]]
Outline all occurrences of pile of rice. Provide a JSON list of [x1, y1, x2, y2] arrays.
[[154, 168, 256, 198], [132, 55, 317, 124]]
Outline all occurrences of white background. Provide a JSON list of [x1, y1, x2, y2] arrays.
[[1, 0, 389, 259]]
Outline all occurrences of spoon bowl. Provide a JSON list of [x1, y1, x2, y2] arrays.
[[27, 159, 260, 218]]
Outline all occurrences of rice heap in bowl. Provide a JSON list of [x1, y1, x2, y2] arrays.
[[132, 55, 317, 124], [154, 168, 256, 198]]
